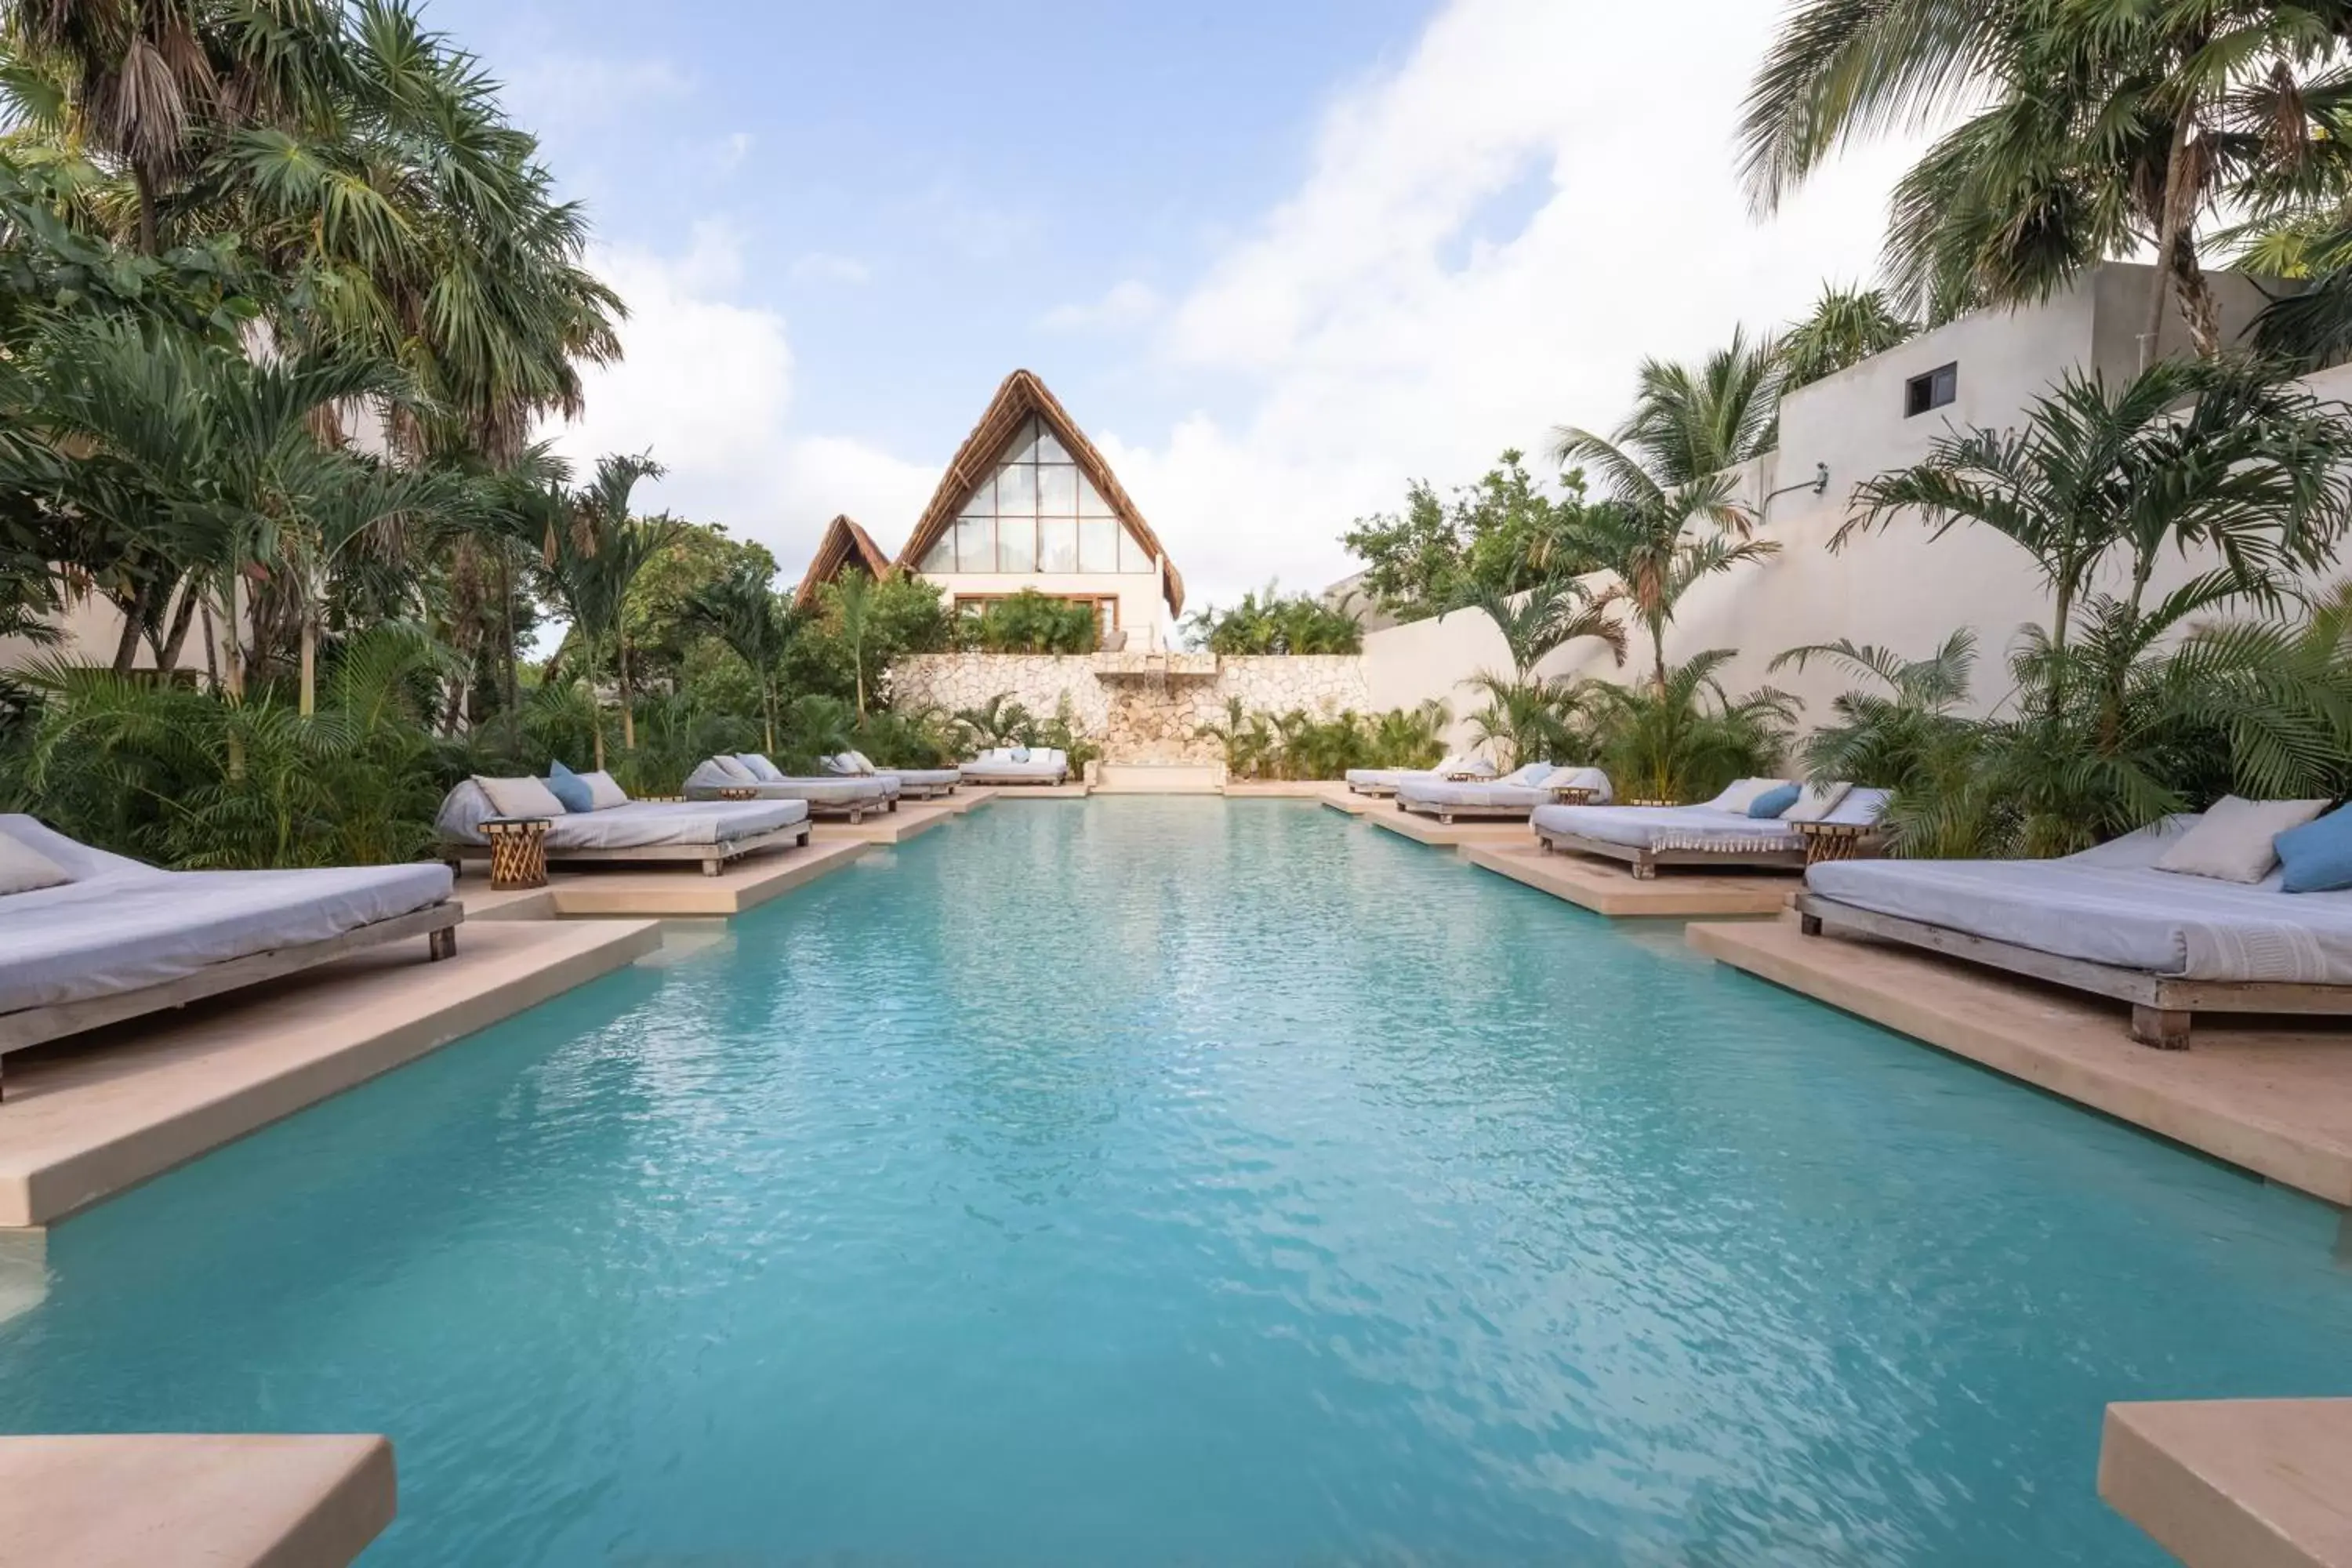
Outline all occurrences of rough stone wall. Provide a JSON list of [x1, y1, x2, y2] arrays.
[[890, 652, 1373, 764]]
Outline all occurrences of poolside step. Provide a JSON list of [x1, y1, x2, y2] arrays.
[[2100, 1399, 2352, 1568], [1091, 764, 1223, 794]]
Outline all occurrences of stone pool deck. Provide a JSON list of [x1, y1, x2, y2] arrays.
[[2100, 1399, 2352, 1568], [0, 920, 659, 1229], [0, 1433, 394, 1568], [1361, 808, 1534, 851], [1465, 844, 1795, 919], [1690, 915, 2352, 1205], [1315, 786, 1377, 815], [463, 838, 872, 920]]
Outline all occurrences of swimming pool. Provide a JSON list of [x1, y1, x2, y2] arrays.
[[2, 799, 2347, 1564]]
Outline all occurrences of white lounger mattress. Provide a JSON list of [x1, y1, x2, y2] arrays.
[[0, 814, 452, 1015], [963, 760, 1065, 781], [1396, 779, 1551, 809], [885, 768, 961, 788], [684, 779, 884, 808], [441, 786, 808, 848], [1806, 818, 2352, 984], [1532, 804, 1804, 850]]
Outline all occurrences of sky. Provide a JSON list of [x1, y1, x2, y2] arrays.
[[423, 0, 1918, 614]]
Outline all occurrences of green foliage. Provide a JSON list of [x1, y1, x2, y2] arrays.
[[1575, 651, 1796, 804], [957, 588, 1099, 653], [855, 703, 960, 769], [1779, 284, 1917, 390], [1, 624, 459, 867], [1196, 697, 1448, 780], [1183, 582, 1363, 654], [786, 572, 954, 710], [1338, 450, 1603, 621], [946, 690, 1102, 775]]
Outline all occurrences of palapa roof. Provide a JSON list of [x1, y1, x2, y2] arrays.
[[895, 368, 1185, 615], [793, 514, 895, 607]]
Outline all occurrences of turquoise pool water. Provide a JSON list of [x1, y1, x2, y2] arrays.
[[2, 799, 2347, 1564]]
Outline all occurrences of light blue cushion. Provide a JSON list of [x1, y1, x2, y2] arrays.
[[544, 760, 593, 814], [1748, 782, 1802, 819], [737, 753, 785, 783], [2277, 803, 2352, 893]]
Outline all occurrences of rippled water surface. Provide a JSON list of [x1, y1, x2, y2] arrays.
[[3, 800, 2350, 1565]]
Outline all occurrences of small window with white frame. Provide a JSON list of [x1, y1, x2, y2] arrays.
[[1904, 362, 1957, 417]]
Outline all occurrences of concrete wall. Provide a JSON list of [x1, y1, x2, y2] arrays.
[[1358, 263, 2347, 755], [891, 652, 1373, 764]]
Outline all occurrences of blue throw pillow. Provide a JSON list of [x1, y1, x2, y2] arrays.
[[2276, 802, 2352, 893], [1748, 782, 1802, 819], [544, 760, 593, 814]]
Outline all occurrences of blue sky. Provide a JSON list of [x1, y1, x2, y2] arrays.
[[423, 0, 1915, 611]]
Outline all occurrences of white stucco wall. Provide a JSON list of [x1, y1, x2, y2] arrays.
[[1359, 263, 2347, 754]]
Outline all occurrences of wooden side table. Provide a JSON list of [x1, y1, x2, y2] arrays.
[[1548, 786, 1599, 805], [716, 786, 760, 801], [1795, 821, 1874, 866], [481, 816, 550, 889]]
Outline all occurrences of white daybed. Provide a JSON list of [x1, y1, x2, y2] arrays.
[[439, 781, 811, 873], [0, 814, 460, 1092], [826, 751, 959, 800], [961, 747, 1069, 786], [1344, 756, 1497, 797], [1396, 764, 1610, 822], [682, 757, 894, 822], [1798, 815, 2352, 1047], [1532, 783, 1890, 879]]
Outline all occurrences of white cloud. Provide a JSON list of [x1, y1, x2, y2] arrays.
[[712, 131, 755, 174], [541, 224, 935, 575], [1040, 278, 1163, 333], [789, 251, 873, 285], [1102, 0, 1919, 612]]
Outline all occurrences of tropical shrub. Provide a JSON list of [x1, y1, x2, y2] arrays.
[[1576, 651, 1795, 804], [1183, 583, 1363, 654], [958, 590, 1099, 654], [1196, 699, 1450, 780]]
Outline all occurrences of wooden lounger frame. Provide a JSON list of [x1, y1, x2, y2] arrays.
[[1795, 891, 2352, 1049], [894, 780, 958, 800], [961, 773, 1068, 788], [0, 902, 463, 1098], [449, 821, 812, 878], [1397, 797, 1536, 824], [1536, 826, 1809, 880]]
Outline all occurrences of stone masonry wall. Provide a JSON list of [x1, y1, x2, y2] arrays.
[[890, 652, 1373, 764]]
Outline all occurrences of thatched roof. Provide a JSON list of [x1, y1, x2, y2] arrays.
[[895, 368, 1184, 615], [793, 514, 895, 606]]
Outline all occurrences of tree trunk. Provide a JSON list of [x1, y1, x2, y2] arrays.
[[619, 635, 636, 751], [2168, 239, 2222, 358], [298, 611, 317, 717], [157, 584, 198, 675], [132, 165, 158, 255], [111, 577, 152, 674], [2140, 112, 2199, 361], [499, 554, 520, 749]]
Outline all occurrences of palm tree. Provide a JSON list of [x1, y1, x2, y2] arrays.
[[823, 570, 884, 719], [1739, 0, 2352, 350], [679, 560, 795, 754], [1779, 283, 1918, 389], [1840, 358, 2352, 655], [1769, 630, 1979, 790], [538, 453, 673, 769], [1575, 648, 1798, 804]]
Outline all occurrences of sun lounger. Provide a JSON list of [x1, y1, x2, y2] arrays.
[[439, 779, 812, 871], [1533, 783, 1889, 878], [1798, 815, 2352, 1047], [1395, 764, 1609, 822], [961, 747, 1069, 786], [1344, 756, 1498, 797], [0, 814, 460, 1093], [823, 752, 960, 800], [681, 758, 894, 821]]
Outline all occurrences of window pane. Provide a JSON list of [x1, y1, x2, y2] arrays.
[[997, 516, 1036, 572], [1036, 430, 1070, 463], [1038, 517, 1077, 572], [1036, 463, 1076, 515], [1119, 525, 1152, 574], [920, 534, 955, 572], [1079, 517, 1119, 573], [960, 477, 994, 517], [997, 416, 1039, 466], [1076, 474, 1115, 517], [956, 516, 995, 572], [994, 461, 1036, 517]]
